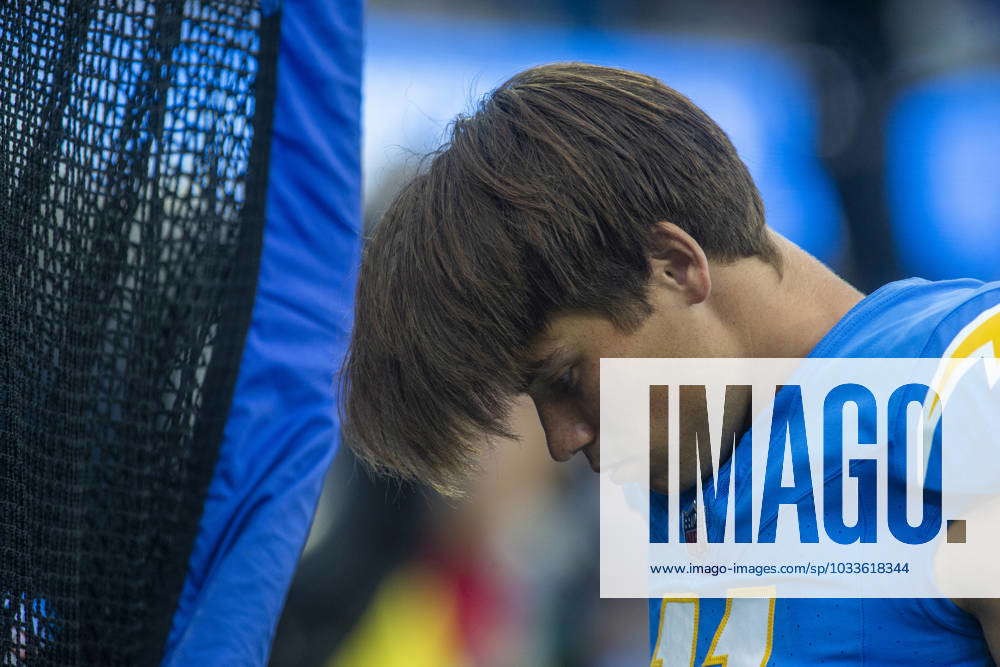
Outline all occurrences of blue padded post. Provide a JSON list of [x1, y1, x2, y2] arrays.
[[161, 1, 362, 663]]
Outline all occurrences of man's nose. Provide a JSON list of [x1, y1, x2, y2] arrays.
[[534, 401, 595, 462]]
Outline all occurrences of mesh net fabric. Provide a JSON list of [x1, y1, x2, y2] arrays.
[[0, 2, 278, 664]]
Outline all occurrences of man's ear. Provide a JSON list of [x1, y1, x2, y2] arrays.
[[648, 221, 711, 305]]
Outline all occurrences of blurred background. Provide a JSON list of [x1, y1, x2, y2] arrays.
[[270, 1, 1000, 665]]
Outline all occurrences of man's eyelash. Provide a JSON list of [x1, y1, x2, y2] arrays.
[[552, 367, 577, 392]]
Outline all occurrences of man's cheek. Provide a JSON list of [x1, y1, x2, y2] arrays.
[[584, 360, 602, 422], [583, 387, 600, 427]]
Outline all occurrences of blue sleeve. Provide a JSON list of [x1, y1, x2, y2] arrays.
[[160, 0, 363, 664]]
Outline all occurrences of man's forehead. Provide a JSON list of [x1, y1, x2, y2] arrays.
[[526, 342, 575, 371], [526, 315, 578, 362], [529, 311, 616, 355]]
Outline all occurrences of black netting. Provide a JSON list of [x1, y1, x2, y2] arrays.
[[0, 2, 279, 664]]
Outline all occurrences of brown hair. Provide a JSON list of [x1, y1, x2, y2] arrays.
[[342, 62, 777, 493]]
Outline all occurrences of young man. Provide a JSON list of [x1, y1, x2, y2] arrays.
[[343, 63, 1000, 664]]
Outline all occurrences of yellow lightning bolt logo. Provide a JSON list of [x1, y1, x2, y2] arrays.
[[925, 302, 1000, 440]]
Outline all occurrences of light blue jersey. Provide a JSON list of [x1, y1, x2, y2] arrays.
[[650, 278, 1000, 666]]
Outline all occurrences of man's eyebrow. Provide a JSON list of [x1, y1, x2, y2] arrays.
[[523, 346, 575, 393]]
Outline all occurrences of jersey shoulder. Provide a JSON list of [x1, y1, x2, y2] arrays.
[[828, 277, 1000, 359]]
